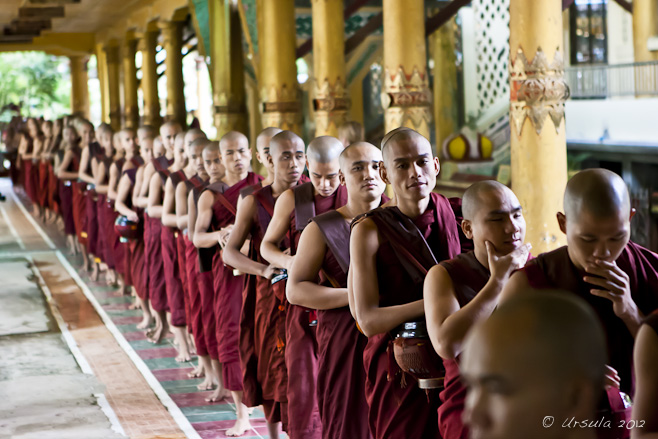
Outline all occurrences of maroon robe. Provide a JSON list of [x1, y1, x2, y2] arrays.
[[23, 136, 36, 203], [162, 169, 188, 327], [208, 172, 263, 390], [85, 142, 104, 257], [48, 162, 59, 215], [71, 145, 88, 247], [97, 156, 117, 269], [122, 161, 147, 298], [285, 183, 347, 439], [58, 147, 80, 236], [312, 209, 370, 439], [354, 192, 461, 439], [437, 251, 490, 439], [37, 159, 49, 207]]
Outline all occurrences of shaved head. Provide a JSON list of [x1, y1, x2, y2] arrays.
[[190, 137, 211, 152], [257, 127, 283, 152], [306, 136, 344, 164], [462, 291, 607, 439], [564, 168, 630, 219], [339, 141, 382, 171], [203, 140, 219, 155], [270, 130, 304, 157], [184, 128, 206, 148], [462, 180, 515, 221], [381, 127, 412, 149], [219, 131, 249, 150], [381, 128, 430, 165]]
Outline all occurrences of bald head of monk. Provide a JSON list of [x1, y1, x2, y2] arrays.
[[462, 291, 607, 439], [380, 129, 439, 202], [219, 131, 251, 177], [184, 128, 206, 154], [256, 127, 282, 175], [137, 125, 155, 147], [153, 136, 165, 159], [160, 121, 182, 151], [202, 141, 224, 181], [173, 131, 187, 164], [306, 136, 344, 197], [190, 137, 211, 177], [557, 168, 635, 272], [462, 181, 527, 265], [339, 142, 386, 203], [269, 130, 305, 186], [119, 128, 136, 155]]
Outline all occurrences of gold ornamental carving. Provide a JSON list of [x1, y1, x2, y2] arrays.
[[509, 47, 570, 137], [382, 66, 432, 132], [260, 83, 302, 130]]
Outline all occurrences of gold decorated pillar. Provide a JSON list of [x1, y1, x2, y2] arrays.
[[69, 56, 90, 119], [209, 0, 248, 137], [312, 0, 348, 137], [123, 37, 139, 129], [259, 0, 301, 133], [431, 17, 458, 150], [382, 0, 432, 138], [105, 43, 122, 131], [140, 29, 162, 128], [161, 20, 187, 127], [633, 0, 658, 62], [509, 0, 569, 253], [96, 44, 109, 123]]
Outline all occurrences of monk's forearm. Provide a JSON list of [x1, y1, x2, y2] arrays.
[[193, 230, 223, 249], [261, 241, 293, 270], [437, 278, 504, 359], [133, 196, 148, 208], [358, 300, 425, 338], [79, 172, 95, 184], [115, 200, 137, 218], [224, 246, 268, 277], [95, 184, 109, 194], [177, 215, 188, 231], [59, 171, 78, 180], [162, 212, 178, 228], [287, 281, 348, 310], [147, 205, 163, 218]]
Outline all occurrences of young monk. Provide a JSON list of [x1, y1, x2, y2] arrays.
[[349, 128, 461, 439], [631, 311, 658, 439], [189, 140, 226, 395], [260, 135, 347, 439], [57, 125, 82, 255], [423, 180, 531, 438], [223, 130, 308, 438], [149, 131, 189, 353], [194, 132, 262, 436], [500, 168, 658, 438], [74, 119, 96, 272], [462, 292, 608, 439], [287, 142, 386, 439]]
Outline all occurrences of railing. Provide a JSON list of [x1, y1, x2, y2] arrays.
[[566, 61, 658, 99]]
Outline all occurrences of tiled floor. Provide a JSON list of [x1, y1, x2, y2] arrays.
[[3, 180, 271, 439]]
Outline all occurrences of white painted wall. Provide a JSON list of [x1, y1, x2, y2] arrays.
[[566, 97, 658, 144], [607, 1, 634, 64]]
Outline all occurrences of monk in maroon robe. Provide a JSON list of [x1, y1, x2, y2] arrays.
[[462, 292, 608, 439], [631, 310, 658, 438], [287, 142, 387, 439], [423, 181, 530, 438], [224, 129, 310, 439], [57, 126, 82, 255], [501, 168, 658, 439], [261, 136, 349, 439], [350, 129, 461, 439], [74, 120, 96, 272], [195, 133, 262, 436]]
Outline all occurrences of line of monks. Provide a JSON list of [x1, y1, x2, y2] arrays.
[[7, 114, 658, 439]]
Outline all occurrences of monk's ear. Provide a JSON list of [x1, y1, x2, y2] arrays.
[[267, 153, 274, 167], [433, 157, 441, 176], [630, 207, 636, 221], [557, 212, 567, 235], [339, 170, 346, 186], [380, 163, 390, 184], [462, 219, 473, 240]]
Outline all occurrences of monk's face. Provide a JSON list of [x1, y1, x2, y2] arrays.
[[98, 129, 113, 154], [221, 139, 252, 176], [381, 137, 439, 202], [63, 127, 76, 145], [136, 129, 149, 147], [174, 136, 187, 164], [153, 139, 165, 158], [160, 124, 180, 151], [189, 145, 206, 176], [308, 159, 340, 197], [464, 187, 526, 257], [340, 146, 385, 203], [121, 131, 136, 155], [558, 208, 631, 272], [256, 136, 275, 174], [203, 150, 224, 181], [80, 124, 94, 146], [462, 327, 568, 439], [270, 139, 305, 185], [185, 132, 205, 152], [140, 138, 153, 162]]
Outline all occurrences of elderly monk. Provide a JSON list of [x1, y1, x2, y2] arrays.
[[287, 142, 386, 439], [261, 136, 347, 439], [190, 141, 227, 396], [424, 180, 531, 438], [501, 168, 658, 439], [462, 292, 608, 439], [194, 131, 262, 436], [631, 310, 658, 439], [349, 128, 460, 439], [223, 130, 308, 439]]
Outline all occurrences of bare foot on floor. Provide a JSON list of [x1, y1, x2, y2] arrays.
[[90, 263, 99, 282], [206, 387, 230, 402], [188, 364, 204, 378], [147, 322, 167, 344], [226, 418, 251, 437], [197, 376, 215, 390], [136, 314, 153, 330]]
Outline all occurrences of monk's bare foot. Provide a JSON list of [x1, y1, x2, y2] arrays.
[[197, 376, 215, 390], [136, 313, 153, 331], [226, 418, 251, 437], [90, 262, 99, 282], [188, 362, 204, 378], [147, 325, 166, 344], [205, 387, 230, 402]]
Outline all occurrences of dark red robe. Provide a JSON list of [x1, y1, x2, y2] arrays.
[[312, 209, 371, 439], [208, 172, 263, 390], [48, 162, 59, 215], [437, 251, 490, 439], [122, 160, 147, 298], [162, 169, 187, 327], [354, 192, 461, 439], [37, 159, 49, 207], [285, 183, 347, 439], [85, 142, 104, 257], [58, 147, 80, 236]]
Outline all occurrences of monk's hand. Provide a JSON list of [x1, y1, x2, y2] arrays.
[[604, 365, 621, 389], [261, 264, 284, 280], [485, 241, 532, 281], [584, 260, 640, 323]]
